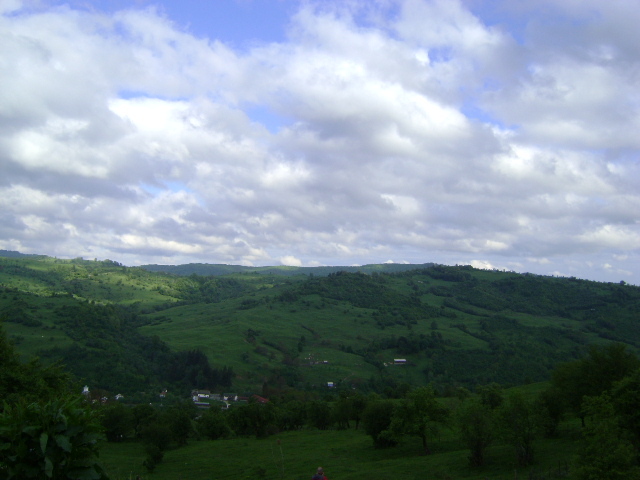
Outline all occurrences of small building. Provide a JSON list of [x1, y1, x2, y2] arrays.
[[327, 382, 334, 388], [191, 390, 212, 403], [393, 359, 407, 365]]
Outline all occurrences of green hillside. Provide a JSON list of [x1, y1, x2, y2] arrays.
[[1, 253, 639, 396]]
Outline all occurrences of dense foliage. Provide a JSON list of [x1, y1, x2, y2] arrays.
[[0, 323, 107, 479], [0, 398, 107, 480]]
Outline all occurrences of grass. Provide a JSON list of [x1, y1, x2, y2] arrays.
[[100, 418, 581, 480]]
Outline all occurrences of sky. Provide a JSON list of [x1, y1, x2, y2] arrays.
[[1, 0, 639, 283]]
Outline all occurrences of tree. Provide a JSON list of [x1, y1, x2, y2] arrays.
[[131, 403, 155, 439], [166, 407, 194, 446], [362, 399, 397, 448], [611, 368, 640, 449], [497, 391, 540, 466], [307, 400, 332, 431], [536, 386, 565, 438], [551, 343, 640, 426], [331, 395, 352, 430], [197, 407, 232, 440], [229, 400, 279, 438], [348, 393, 367, 430], [574, 393, 640, 480], [278, 399, 306, 431], [0, 397, 108, 480], [458, 399, 495, 467], [582, 343, 639, 396], [390, 386, 449, 455], [476, 383, 503, 410], [100, 402, 134, 442]]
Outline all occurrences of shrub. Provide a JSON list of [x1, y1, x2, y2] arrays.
[[0, 397, 107, 480]]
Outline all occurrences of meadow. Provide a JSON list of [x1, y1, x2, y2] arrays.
[[100, 400, 581, 480]]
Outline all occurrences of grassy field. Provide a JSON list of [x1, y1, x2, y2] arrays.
[[100, 419, 581, 480], [99, 383, 581, 480]]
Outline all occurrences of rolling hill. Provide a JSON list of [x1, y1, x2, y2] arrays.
[[1, 251, 639, 396]]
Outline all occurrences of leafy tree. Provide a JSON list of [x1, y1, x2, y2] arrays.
[[307, 400, 333, 431], [551, 360, 588, 424], [131, 403, 155, 439], [583, 343, 640, 395], [476, 383, 503, 410], [362, 399, 397, 449], [348, 393, 367, 430], [574, 393, 640, 480], [611, 368, 640, 449], [497, 391, 540, 466], [457, 399, 495, 467], [536, 386, 565, 438], [390, 386, 449, 455], [165, 407, 194, 446], [454, 386, 472, 403], [100, 402, 134, 442], [332, 395, 352, 430], [228, 400, 279, 438], [278, 400, 306, 431], [552, 343, 640, 426], [197, 407, 232, 440], [0, 397, 107, 480], [226, 405, 252, 436]]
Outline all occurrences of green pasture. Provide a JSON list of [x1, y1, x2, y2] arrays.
[[100, 416, 581, 480], [138, 285, 498, 391]]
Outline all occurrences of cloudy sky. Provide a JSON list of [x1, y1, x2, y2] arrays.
[[1, 0, 639, 283]]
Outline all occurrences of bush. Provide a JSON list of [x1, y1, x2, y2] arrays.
[[143, 444, 163, 473], [0, 397, 107, 480]]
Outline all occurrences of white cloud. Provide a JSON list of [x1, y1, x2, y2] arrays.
[[0, 0, 638, 283], [470, 260, 497, 271], [280, 255, 303, 267]]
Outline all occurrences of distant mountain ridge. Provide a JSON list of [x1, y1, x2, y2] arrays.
[[0, 249, 44, 259], [0, 249, 436, 276], [139, 262, 437, 277]]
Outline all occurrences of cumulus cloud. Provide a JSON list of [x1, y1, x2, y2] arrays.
[[280, 255, 303, 267], [0, 0, 638, 283]]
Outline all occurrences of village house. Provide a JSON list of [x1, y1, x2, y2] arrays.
[[191, 389, 211, 402]]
